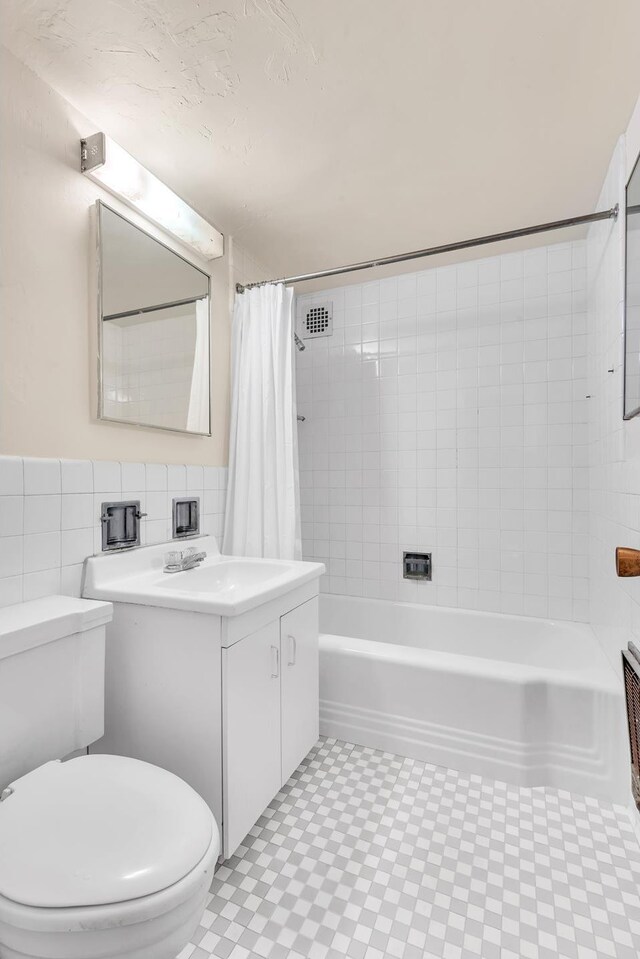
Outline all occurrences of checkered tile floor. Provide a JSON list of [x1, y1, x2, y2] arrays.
[[179, 738, 640, 959]]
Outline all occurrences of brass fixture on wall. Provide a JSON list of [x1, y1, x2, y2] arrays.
[[616, 547, 640, 577]]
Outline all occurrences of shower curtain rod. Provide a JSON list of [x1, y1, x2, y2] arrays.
[[235, 205, 619, 293]]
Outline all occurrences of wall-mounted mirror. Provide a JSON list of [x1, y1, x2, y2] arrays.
[[97, 201, 211, 434], [625, 156, 640, 419]]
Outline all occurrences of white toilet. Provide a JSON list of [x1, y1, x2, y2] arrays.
[[0, 596, 220, 959]]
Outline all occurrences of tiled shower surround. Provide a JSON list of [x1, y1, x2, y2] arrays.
[[296, 241, 589, 621], [0, 455, 227, 607]]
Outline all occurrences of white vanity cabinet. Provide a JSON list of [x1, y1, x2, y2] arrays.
[[222, 620, 281, 857], [280, 597, 319, 782], [222, 597, 319, 858], [83, 537, 324, 861]]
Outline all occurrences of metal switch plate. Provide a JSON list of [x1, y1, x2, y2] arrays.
[[403, 551, 432, 581]]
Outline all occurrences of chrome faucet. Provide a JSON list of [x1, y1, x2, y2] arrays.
[[163, 547, 207, 573]]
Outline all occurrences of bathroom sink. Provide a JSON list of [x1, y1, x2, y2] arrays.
[[153, 559, 291, 594], [83, 536, 325, 617]]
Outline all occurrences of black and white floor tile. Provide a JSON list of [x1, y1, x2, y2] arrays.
[[179, 738, 640, 959]]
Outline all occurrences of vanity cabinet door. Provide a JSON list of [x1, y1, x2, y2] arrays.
[[280, 597, 319, 784], [222, 620, 282, 858]]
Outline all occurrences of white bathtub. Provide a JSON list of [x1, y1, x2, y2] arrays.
[[319, 594, 628, 801]]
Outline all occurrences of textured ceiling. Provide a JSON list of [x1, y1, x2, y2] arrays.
[[3, 0, 640, 279]]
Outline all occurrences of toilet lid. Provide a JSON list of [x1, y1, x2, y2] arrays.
[[0, 755, 214, 908]]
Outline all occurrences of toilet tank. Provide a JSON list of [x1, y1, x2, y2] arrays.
[[0, 596, 112, 790]]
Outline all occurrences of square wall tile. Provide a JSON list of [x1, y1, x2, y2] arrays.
[[0, 575, 22, 607], [145, 464, 167, 491], [61, 493, 94, 530], [186, 465, 204, 491], [204, 467, 219, 491], [23, 532, 60, 574], [0, 536, 23, 578], [24, 458, 60, 495], [60, 564, 83, 598], [92, 461, 121, 493], [24, 495, 61, 534], [145, 491, 167, 521], [0, 496, 23, 537], [0, 457, 23, 495], [61, 528, 94, 567], [61, 459, 93, 494], [168, 465, 187, 491], [146, 519, 168, 545], [121, 462, 146, 490], [23, 568, 61, 601]]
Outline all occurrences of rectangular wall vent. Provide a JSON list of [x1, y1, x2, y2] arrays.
[[301, 302, 333, 339]]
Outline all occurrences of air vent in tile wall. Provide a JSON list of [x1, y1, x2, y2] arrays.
[[302, 302, 333, 339]]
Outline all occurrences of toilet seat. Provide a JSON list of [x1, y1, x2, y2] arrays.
[[0, 833, 219, 959], [0, 754, 219, 959], [0, 754, 214, 909]]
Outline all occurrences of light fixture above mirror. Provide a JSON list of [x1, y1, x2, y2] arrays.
[[81, 132, 223, 260]]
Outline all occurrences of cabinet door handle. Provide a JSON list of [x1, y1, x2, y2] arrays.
[[271, 645, 279, 678], [287, 634, 297, 666]]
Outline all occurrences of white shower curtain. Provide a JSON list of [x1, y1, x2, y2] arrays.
[[223, 283, 301, 559], [186, 297, 210, 433]]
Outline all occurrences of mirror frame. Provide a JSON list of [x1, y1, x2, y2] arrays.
[[624, 152, 640, 420], [95, 200, 212, 436]]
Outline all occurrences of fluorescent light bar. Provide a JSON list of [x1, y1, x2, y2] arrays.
[[81, 132, 223, 260]]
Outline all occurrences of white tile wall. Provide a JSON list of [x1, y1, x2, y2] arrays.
[[296, 241, 589, 620], [588, 132, 640, 674], [0, 456, 227, 607]]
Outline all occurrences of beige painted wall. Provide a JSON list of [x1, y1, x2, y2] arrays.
[[0, 47, 268, 466]]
